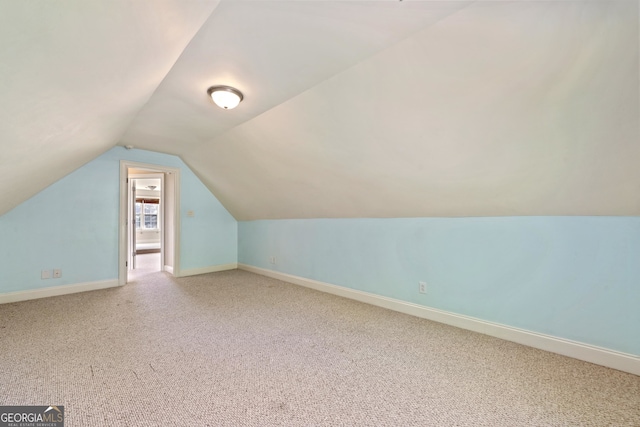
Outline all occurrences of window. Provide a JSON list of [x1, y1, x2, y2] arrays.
[[135, 198, 160, 230]]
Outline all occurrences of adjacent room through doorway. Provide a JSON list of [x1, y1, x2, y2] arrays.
[[129, 173, 162, 280], [121, 161, 180, 284]]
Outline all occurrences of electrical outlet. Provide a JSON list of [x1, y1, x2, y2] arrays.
[[41, 270, 51, 279], [53, 269, 62, 278], [269, 256, 277, 265], [419, 281, 427, 294]]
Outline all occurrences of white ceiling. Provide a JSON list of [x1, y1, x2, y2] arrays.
[[120, 0, 472, 155], [133, 179, 161, 192], [1, 1, 638, 219], [0, 0, 219, 215]]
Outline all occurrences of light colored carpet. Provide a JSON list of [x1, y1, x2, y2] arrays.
[[0, 269, 638, 426]]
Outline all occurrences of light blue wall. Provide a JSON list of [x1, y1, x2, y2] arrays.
[[0, 147, 237, 293], [239, 217, 640, 355]]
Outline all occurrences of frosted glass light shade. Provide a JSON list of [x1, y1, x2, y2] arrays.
[[207, 86, 243, 110]]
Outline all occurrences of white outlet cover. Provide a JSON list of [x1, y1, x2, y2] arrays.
[[41, 270, 51, 279], [419, 281, 427, 294], [53, 269, 62, 278]]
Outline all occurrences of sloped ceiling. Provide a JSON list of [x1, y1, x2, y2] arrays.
[[2, 1, 638, 220], [0, 0, 220, 216]]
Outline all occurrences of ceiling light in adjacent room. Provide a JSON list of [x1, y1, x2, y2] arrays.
[[207, 85, 243, 110]]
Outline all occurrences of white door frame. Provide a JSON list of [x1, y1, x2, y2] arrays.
[[119, 160, 181, 285], [129, 176, 138, 270]]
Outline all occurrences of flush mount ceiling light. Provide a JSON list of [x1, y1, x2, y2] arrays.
[[207, 85, 243, 110]]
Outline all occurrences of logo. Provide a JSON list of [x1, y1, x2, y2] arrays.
[[0, 406, 64, 427]]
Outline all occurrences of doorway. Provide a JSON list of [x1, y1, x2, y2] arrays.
[[119, 161, 181, 285], [129, 173, 163, 280]]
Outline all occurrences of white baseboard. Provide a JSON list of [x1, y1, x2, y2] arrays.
[[180, 263, 238, 277], [0, 279, 120, 305], [164, 265, 174, 274], [238, 264, 640, 376]]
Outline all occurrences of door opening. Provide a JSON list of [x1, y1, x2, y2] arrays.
[[119, 161, 181, 285], [129, 173, 163, 280]]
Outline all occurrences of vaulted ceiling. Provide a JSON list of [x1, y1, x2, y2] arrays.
[[1, 0, 638, 219]]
